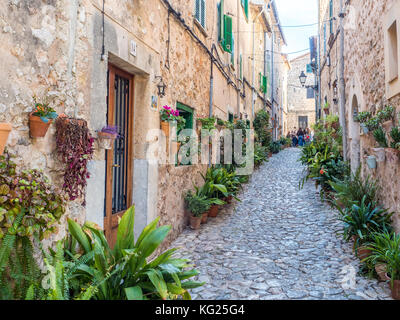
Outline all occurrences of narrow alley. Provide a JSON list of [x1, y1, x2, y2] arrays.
[[171, 148, 393, 300]]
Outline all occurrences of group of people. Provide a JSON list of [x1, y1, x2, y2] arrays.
[[287, 127, 312, 147]]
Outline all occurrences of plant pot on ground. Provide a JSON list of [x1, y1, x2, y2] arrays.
[[201, 211, 209, 224], [185, 191, 210, 229], [0, 123, 12, 155], [189, 215, 202, 229], [208, 204, 219, 218], [375, 263, 389, 282]]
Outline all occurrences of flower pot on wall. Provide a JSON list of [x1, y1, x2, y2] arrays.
[[323, 108, 329, 115], [373, 148, 386, 162], [361, 123, 369, 134], [97, 132, 117, 150], [366, 155, 377, 169], [160, 121, 170, 139], [29, 113, 52, 138], [0, 123, 12, 155]]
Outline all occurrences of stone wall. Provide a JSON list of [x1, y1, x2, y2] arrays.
[[0, 0, 287, 246], [287, 53, 316, 133], [320, 0, 400, 231]]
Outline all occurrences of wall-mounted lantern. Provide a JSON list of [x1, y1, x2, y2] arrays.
[[299, 71, 307, 87], [333, 80, 338, 104], [155, 76, 166, 97]]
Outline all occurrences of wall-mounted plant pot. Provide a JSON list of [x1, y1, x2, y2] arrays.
[[97, 132, 117, 150], [385, 148, 400, 163], [382, 120, 394, 133], [366, 155, 377, 169], [160, 121, 170, 139], [373, 148, 386, 162], [360, 123, 369, 134], [0, 123, 12, 155], [323, 108, 329, 115], [29, 113, 52, 138]]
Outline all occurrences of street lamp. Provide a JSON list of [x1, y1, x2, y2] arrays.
[[299, 71, 307, 87]]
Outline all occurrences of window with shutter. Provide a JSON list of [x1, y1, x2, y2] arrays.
[[231, 35, 235, 65], [195, 0, 206, 29], [329, 0, 333, 34], [223, 14, 233, 53], [263, 76, 267, 94], [217, 1, 223, 42]]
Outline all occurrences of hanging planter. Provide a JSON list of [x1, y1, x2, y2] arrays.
[[373, 148, 386, 162], [361, 123, 369, 134], [29, 97, 58, 138], [97, 125, 119, 150], [366, 155, 377, 169], [0, 123, 12, 155]]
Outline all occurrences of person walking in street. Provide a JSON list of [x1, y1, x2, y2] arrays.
[[297, 128, 304, 147], [291, 129, 298, 147]]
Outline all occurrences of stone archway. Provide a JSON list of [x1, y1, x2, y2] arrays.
[[348, 76, 364, 173]]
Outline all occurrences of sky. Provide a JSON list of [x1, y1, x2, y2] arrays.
[[275, 0, 318, 60]]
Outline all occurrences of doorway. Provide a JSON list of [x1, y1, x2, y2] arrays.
[[104, 65, 134, 245]]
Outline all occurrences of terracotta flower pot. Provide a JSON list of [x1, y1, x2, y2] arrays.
[[29, 113, 52, 138], [356, 246, 372, 260], [190, 215, 202, 230], [208, 204, 219, 218], [201, 211, 209, 224], [323, 108, 329, 115], [375, 263, 389, 282], [389, 278, 400, 300], [226, 195, 233, 204], [0, 123, 12, 155]]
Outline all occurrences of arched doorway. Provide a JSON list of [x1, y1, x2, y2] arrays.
[[349, 94, 361, 173]]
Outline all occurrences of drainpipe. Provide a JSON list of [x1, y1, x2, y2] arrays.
[[263, 31, 267, 110], [252, 5, 267, 118], [339, 0, 348, 161], [271, 29, 275, 140], [209, 45, 214, 117], [237, 0, 240, 117], [317, 0, 321, 122]]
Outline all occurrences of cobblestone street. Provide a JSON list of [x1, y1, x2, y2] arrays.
[[171, 148, 393, 300]]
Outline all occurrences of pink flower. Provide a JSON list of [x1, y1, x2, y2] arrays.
[[163, 105, 171, 110]]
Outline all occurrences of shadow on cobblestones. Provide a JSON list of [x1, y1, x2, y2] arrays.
[[170, 148, 393, 300]]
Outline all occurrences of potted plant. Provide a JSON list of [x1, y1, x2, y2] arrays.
[[185, 191, 211, 229], [372, 126, 388, 162], [323, 101, 330, 115], [354, 111, 372, 123], [160, 105, 186, 139], [377, 105, 395, 130], [29, 96, 58, 138], [97, 125, 119, 150], [364, 232, 393, 282], [0, 123, 12, 155]]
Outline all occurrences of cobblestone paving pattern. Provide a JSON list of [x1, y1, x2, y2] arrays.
[[170, 148, 393, 300]]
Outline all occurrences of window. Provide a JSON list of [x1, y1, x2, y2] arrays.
[[228, 112, 234, 123], [222, 14, 233, 53], [195, 0, 206, 29], [306, 87, 314, 99], [383, 3, 400, 99], [231, 34, 235, 66], [259, 72, 267, 93], [217, 0, 223, 42], [241, 0, 249, 20], [177, 102, 193, 130]]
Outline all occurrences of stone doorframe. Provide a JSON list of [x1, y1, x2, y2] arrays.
[[348, 76, 364, 173]]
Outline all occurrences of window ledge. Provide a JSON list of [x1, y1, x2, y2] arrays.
[[194, 18, 208, 37]]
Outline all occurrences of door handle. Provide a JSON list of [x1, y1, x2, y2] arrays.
[[112, 164, 120, 168]]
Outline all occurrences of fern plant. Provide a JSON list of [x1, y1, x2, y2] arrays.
[[372, 126, 388, 148], [390, 127, 400, 149]]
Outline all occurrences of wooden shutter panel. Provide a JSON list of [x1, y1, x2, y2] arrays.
[[244, 0, 249, 19], [263, 76, 267, 93], [223, 14, 233, 53]]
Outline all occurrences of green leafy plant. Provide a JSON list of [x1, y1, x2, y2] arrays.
[[336, 196, 393, 249], [198, 117, 216, 131], [354, 111, 372, 123], [373, 126, 388, 148], [254, 144, 268, 167], [365, 117, 380, 131], [32, 95, 58, 123], [390, 127, 400, 149], [269, 141, 281, 154], [376, 105, 395, 123], [184, 192, 210, 217], [253, 110, 271, 148]]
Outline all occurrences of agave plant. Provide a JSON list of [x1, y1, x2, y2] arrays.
[[39, 206, 203, 300]]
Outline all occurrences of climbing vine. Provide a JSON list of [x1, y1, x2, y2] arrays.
[[55, 117, 94, 205]]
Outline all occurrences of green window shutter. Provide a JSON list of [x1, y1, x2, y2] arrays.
[[329, 0, 333, 34], [228, 113, 234, 123], [259, 72, 263, 91], [177, 102, 193, 129], [195, 0, 200, 22], [263, 76, 267, 94], [244, 0, 249, 19], [223, 14, 233, 53], [200, 0, 206, 28], [231, 35, 235, 65]]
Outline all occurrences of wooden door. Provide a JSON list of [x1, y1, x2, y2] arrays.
[[104, 65, 134, 246]]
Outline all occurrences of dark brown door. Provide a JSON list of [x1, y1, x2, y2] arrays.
[[105, 65, 134, 246]]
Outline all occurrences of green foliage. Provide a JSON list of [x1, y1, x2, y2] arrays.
[[184, 192, 210, 217], [376, 105, 395, 123], [253, 110, 271, 148], [198, 117, 216, 131], [0, 152, 65, 240], [365, 117, 380, 131], [390, 127, 400, 149], [269, 141, 281, 154], [354, 111, 372, 123], [372, 126, 388, 148], [336, 196, 393, 248], [365, 232, 400, 282], [254, 144, 268, 167], [329, 168, 379, 210]]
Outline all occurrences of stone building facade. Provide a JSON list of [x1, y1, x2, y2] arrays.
[[287, 53, 316, 134], [0, 0, 286, 245], [319, 0, 400, 231]]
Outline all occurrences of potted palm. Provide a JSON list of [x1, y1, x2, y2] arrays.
[[0, 123, 12, 155], [29, 96, 58, 138], [185, 191, 210, 229]]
